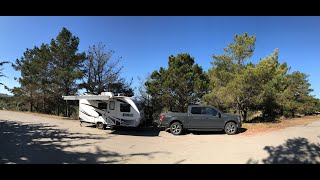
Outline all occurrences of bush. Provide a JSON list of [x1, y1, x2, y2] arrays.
[[69, 111, 79, 120]]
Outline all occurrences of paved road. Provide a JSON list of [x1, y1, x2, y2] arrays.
[[0, 110, 319, 164]]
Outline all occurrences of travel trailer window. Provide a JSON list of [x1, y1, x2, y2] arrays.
[[120, 103, 131, 112], [98, 103, 108, 110], [109, 101, 115, 110]]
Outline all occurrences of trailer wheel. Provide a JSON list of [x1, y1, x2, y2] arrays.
[[96, 122, 105, 130]]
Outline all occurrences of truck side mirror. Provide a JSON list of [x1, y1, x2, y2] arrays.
[[218, 113, 221, 118]]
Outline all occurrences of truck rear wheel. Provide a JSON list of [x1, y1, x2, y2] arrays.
[[224, 122, 237, 135], [170, 122, 183, 135]]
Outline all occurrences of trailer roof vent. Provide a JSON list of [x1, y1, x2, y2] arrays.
[[100, 92, 114, 98]]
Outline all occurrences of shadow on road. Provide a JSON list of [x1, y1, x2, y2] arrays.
[[186, 130, 225, 135], [239, 128, 247, 133], [175, 159, 186, 164], [110, 127, 161, 137], [0, 120, 167, 164], [247, 137, 320, 164], [79, 122, 161, 137], [184, 128, 247, 135]]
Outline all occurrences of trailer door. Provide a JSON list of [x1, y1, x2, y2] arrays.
[[107, 100, 118, 125]]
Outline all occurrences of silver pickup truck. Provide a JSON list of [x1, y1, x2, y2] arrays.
[[158, 105, 241, 135]]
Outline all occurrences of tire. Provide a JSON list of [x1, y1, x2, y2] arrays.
[[170, 122, 183, 135], [96, 122, 105, 130], [224, 122, 238, 135]]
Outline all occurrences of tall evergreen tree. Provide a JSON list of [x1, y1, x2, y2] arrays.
[[254, 49, 289, 118], [206, 32, 316, 120], [205, 32, 256, 120], [0, 61, 9, 88], [146, 53, 209, 114], [13, 45, 50, 112], [279, 71, 313, 117], [50, 27, 85, 116]]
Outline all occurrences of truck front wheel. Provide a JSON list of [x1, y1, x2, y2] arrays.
[[170, 122, 183, 135]]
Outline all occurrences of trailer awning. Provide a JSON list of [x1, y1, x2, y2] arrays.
[[62, 95, 111, 101]]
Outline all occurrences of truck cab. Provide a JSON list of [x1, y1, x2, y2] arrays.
[[158, 105, 241, 135]]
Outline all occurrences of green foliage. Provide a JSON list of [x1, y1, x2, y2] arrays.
[[145, 53, 209, 118], [224, 32, 256, 66], [49, 28, 85, 116], [0, 96, 12, 110], [12, 27, 85, 116], [10, 28, 135, 116], [255, 50, 288, 118], [13, 44, 52, 113], [0, 61, 9, 88], [205, 32, 317, 121], [205, 32, 257, 120], [50, 27, 86, 96], [278, 71, 314, 117]]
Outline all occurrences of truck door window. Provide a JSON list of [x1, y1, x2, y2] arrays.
[[203, 107, 217, 116], [191, 107, 202, 114]]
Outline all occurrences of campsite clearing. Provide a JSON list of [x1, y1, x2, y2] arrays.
[[1, 110, 319, 164]]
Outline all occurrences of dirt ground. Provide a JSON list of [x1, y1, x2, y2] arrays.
[[242, 115, 320, 135], [1, 110, 320, 164]]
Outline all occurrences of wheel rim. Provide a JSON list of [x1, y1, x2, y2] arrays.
[[97, 123, 103, 129], [226, 123, 236, 133], [172, 124, 181, 134]]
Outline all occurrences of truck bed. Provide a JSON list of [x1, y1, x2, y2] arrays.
[[165, 112, 188, 117]]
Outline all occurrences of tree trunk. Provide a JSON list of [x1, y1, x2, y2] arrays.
[[43, 96, 45, 113], [236, 97, 242, 120], [65, 100, 69, 117], [280, 107, 284, 117], [242, 110, 247, 122], [65, 87, 69, 117], [30, 91, 33, 112], [57, 98, 60, 116]]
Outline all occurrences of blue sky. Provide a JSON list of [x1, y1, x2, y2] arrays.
[[0, 16, 319, 98]]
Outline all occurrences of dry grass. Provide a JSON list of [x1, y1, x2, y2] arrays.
[[241, 115, 320, 136]]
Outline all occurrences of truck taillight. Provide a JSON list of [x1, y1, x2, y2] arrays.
[[159, 114, 164, 121]]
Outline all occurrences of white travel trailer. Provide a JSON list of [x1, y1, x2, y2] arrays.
[[62, 92, 145, 129]]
